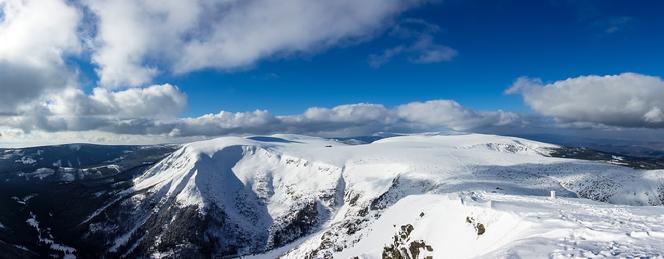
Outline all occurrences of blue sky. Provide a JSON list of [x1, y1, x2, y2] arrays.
[[3, 0, 664, 146], [133, 0, 664, 116]]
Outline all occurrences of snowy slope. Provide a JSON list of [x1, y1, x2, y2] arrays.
[[86, 133, 664, 258], [337, 193, 664, 258]]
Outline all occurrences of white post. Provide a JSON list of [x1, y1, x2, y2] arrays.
[[550, 190, 556, 200]]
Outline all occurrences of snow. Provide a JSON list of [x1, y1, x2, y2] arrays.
[[11, 194, 37, 206], [23, 168, 55, 180], [26, 212, 40, 230], [26, 212, 77, 258], [0, 150, 15, 159], [15, 156, 37, 164], [109, 214, 150, 252], [50, 243, 77, 256], [77, 164, 120, 179], [116, 133, 664, 257], [60, 172, 76, 182], [13, 245, 31, 252], [337, 193, 664, 258]]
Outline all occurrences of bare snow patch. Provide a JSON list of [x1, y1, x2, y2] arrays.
[[20, 168, 55, 180], [15, 156, 37, 165], [26, 212, 77, 258]]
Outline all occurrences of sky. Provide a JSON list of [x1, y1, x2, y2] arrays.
[[1, 0, 664, 147]]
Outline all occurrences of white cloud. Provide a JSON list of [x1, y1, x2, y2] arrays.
[[0, 61, 70, 114], [0, 0, 81, 113], [368, 46, 405, 68], [48, 84, 187, 119], [507, 73, 664, 128], [0, 96, 522, 141], [0, 0, 469, 144], [1, 0, 433, 90], [0, 0, 81, 64], [301, 104, 392, 123], [281, 104, 396, 136], [0, 128, 206, 147], [84, 0, 423, 87], [1, 84, 187, 133], [603, 16, 632, 34], [84, 0, 201, 87], [368, 19, 456, 68], [396, 100, 520, 130], [170, 110, 279, 137], [407, 35, 457, 64]]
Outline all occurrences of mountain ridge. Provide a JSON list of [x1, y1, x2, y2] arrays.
[[1, 133, 664, 258]]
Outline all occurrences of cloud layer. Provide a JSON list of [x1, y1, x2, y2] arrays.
[[1, 0, 429, 97], [2, 0, 663, 148], [1, 84, 186, 133], [3, 0, 472, 145], [508, 73, 664, 128], [0, 0, 81, 113], [85, 0, 424, 87], [0, 97, 522, 139]]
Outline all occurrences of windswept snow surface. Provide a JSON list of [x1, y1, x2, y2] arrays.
[[117, 133, 664, 257], [337, 193, 664, 258]]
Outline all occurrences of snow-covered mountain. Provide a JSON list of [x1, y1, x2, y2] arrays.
[[2, 134, 664, 258], [86, 134, 664, 258]]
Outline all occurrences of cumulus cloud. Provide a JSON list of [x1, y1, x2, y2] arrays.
[[0, 0, 81, 63], [163, 101, 519, 138], [48, 84, 187, 119], [2, 84, 187, 133], [507, 73, 664, 128], [0, 97, 523, 139], [0, 61, 69, 114], [2, 0, 430, 89], [0, 0, 472, 146], [396, 100, 520, 130], [0, 0, 449, 143], [84, 0, 425, 87], [84, 0, 200, 87], [0, 0, 81, 113]]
